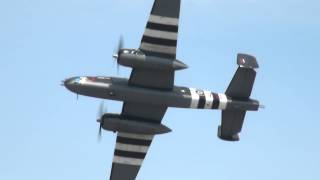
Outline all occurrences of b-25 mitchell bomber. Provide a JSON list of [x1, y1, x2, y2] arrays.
[[63, 0, 262, 179]]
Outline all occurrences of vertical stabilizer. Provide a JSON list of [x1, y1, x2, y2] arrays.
[[225, 53, 258, 99]]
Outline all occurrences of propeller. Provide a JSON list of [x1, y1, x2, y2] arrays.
[[112, 36, 124, 75], [97, 101, 107, 142]]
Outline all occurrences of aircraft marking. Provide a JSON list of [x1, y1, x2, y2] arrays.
[[148, 14, 179, 26], [113, 132, 153, 166], [118, 132, 154, 140], [116, 143, 149, 153], [204, 91, 213, 109], [197, 89, 206, 108], [218, 93, 228, 110], [189, 88, 200, 108], [143, 29, 178, 40], [140, 42, 176, 55], [113, 156, 144, 166]]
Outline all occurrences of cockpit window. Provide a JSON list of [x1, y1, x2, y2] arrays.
[[72, 77, 81, 84], [122, 49, 144, 56], [95, 76, 112, 83], [135, 50, 144, 56]]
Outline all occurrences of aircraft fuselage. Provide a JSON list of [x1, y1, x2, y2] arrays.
[[64, 76, 259, 111]]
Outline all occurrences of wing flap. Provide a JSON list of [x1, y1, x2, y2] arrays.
[[121, 102, 167, 123], [129, 68, 174, 90]]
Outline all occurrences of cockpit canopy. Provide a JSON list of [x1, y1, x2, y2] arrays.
[[68, 76, 112, 85], [120, 49, 144, 56]]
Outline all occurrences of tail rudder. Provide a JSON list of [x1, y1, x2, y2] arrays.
[[225, 53, 258, 99]]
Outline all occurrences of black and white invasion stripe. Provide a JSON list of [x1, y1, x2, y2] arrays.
[[113, 132, 154, 166], [189, 88, 229, 110], [140, 14, 179, 59]]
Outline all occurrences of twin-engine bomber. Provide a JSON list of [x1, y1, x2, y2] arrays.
[[63, 0, 262, 179]]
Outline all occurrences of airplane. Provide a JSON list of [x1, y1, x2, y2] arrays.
[[63, 0, 262, 179]]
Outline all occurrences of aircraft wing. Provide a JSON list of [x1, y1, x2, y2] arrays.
[[109, 102, 167, 180], [109, 1, 180, 178], [129, 0, 181, 90]]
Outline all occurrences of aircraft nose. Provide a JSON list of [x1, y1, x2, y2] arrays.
[[63, 78, 72, 87], [63, 77, 78, 91]]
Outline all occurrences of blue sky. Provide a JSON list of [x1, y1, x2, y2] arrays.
[[1, 0, 320, 179]]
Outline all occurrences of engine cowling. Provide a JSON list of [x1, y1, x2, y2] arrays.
[[100, 113, 171, 135], [117, 49, 188, 70]]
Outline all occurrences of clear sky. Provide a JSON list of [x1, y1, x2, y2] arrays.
[[1, 0, 320, 179]]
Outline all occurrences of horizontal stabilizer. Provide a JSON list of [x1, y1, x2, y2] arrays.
[[218, 110, 246, 141]]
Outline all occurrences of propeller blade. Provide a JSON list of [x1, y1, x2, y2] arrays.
[[97, 101, 107, 142], [118, 35, 123, 52], [112, 36, 124, 76], [98, 120, 103, 142], [112, 36, 124, 75], [97, 101, 104, 120], [113, 36, 124, 59]]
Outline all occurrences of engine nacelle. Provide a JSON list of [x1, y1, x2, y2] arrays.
[[101, 113, 171, 135], [118, 49, 188, 70]]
